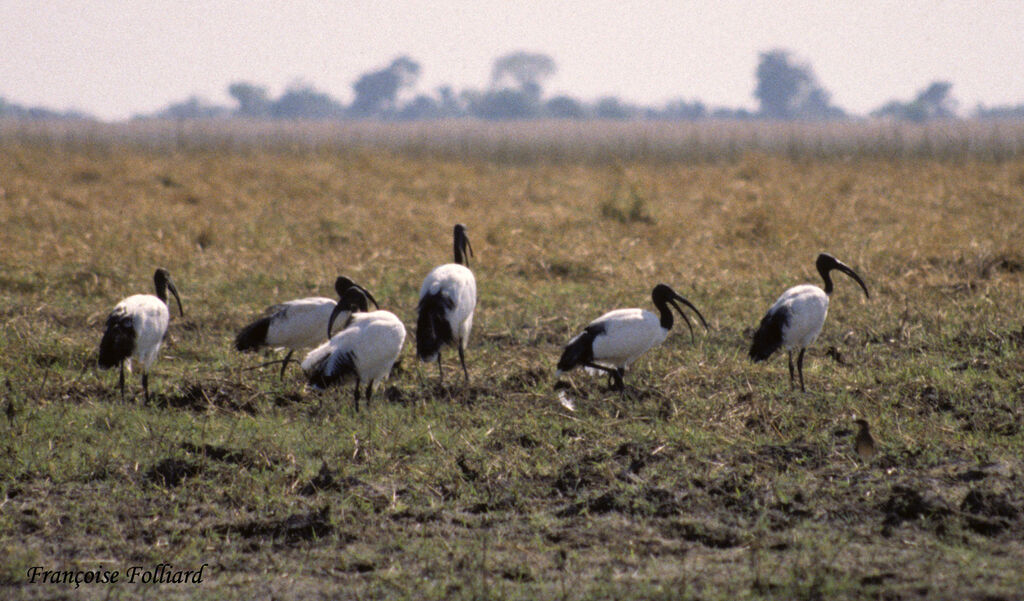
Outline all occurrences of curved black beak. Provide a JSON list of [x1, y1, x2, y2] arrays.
[[167, 280, 184, 317], [835, 263, 870, 299], [326, 303, 346, 340], [669, 294, 708, 343], [353, 284, 379, 310]]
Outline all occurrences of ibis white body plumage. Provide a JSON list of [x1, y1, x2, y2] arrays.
[[749, 253, 869, 391], [302, 310, 406, 411], [557, 284, 707, 391], [252, 297, 337, 348], [107, 295, 171, 370], [416, 224, 476, 382], [763, 285, 830, 351], [235, 276, 378, 378], [98, 269, 183, 401], [572, 308, 668, 369]]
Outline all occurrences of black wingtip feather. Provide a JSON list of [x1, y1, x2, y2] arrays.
[[307, 351, 356, 389], [556, 324, 603, 373], [98, 311, 135, 369], [234, 316, 272, 352], [749, 308, 788, 362], [416, 292, 454, 361]]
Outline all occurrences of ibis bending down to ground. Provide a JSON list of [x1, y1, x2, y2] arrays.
[[749, 253, 869, 391], [416, 224, 477, 384], [556, 284, 708, 391], [98, 268, 183, 402], [234, 276, 378, 378], [301, 287, 406, 411]]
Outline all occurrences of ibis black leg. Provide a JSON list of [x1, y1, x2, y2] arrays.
[[279, 350, 294, 380], [787, 352, 795, 389], [365, 382, 374, 407], [118, 362, 125, 400], [613, 368, 626, 392], [437, 355, 444, 385], [584, 363, 623, 391], [797, 349, 806, 392], [352, 378, 362, 412], [142, 372, 150, 404], [458, 345, 469, 382]]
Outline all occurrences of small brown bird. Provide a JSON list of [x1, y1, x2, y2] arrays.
[[854, 418, 876, 461]]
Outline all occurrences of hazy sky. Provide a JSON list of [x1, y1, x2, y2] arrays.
[[2, 0, 1022, 121]]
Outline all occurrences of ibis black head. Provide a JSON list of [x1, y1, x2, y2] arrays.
[[326, 286, 369, 339], [153, 268, 184, 317], [453, 224, 474, 267], [333, 275, 379, 309], [854, 418, 870, 430], [816, 253, 869, 298], [651, 283, 709, 342]]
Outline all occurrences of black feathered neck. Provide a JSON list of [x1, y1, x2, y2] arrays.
[[153, 269, 171, 303], [651, 284, 676, 330], [453, 224, 473, 266]]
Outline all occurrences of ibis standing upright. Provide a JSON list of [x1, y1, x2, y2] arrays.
[[556, 284, 708, 391], [749, 253, 869, 391], [302, 287, 407, 411], [234, 276, 378, 378], [98, 268, 184, 402], [416, 224, 477, 383]]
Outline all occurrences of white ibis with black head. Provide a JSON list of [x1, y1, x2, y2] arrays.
[[98, 268, 183, 402], [556, 283, 708, 391], [416, 224, 476, 383], [749, 253, 869, 391], [301, 287, 406, 412], [234, 276, 378, 378]]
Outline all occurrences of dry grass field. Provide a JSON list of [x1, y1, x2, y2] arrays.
[[1, 121, 1023, 599]]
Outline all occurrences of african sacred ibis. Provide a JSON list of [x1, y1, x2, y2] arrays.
[[556, 284, 708, 391], [234, 276, 378, 378], [98, 268, 183, 402], [416, 224, 476, 383], [301, 287, 406, 411], [749, 253, 869, 391]]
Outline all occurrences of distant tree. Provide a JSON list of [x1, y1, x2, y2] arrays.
[[228, 82, 271, 117], [466, 51, 558, 120], [710, 107, 756, 120], [656, 99, 707, 120], [490, 51, 556, 97], [973, 103, 1024, 120], [271, 83, 344, 119], [396, 94, 441, 120], [545, 95, 587, 119], [469, 88, 539, 120], [594, 96, 634, 120], [917, 81, 956, 117], [350, 56, 421, 117], [435, 85, 465, 117], [0, 97, 92, 120], [871, 81, 957, 122], [754, 49, 845, 120], [153, 96, 229, 119]]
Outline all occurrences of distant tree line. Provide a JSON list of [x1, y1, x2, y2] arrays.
[[3, 49, 1023, 122], [0, 97, 90, 120]]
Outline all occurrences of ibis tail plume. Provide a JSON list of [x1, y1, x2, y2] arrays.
[[98, 268, 183, 402], [749, 253, 869, 391], [556, 283, 708, 392]]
